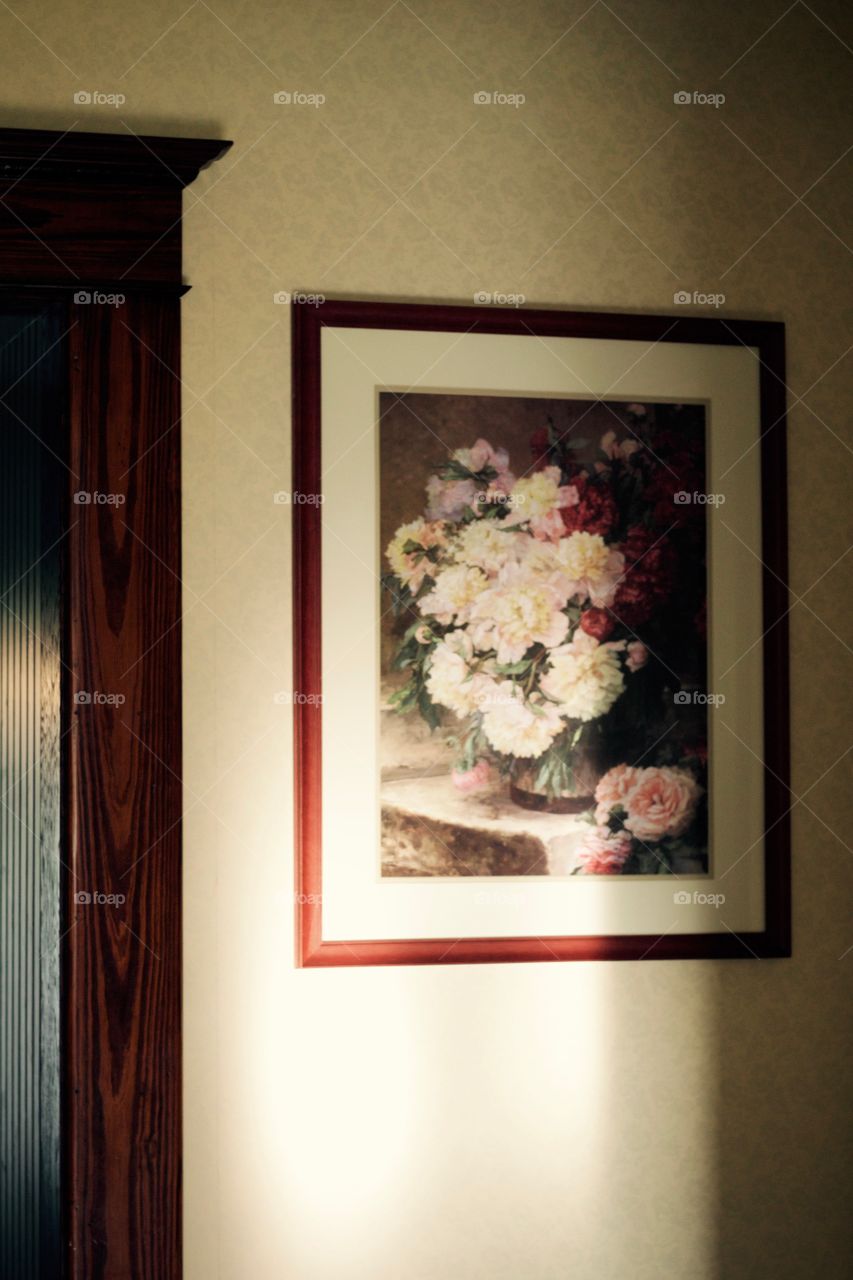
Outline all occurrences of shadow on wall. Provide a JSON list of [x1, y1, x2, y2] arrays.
[[0, 106, 222, 140]]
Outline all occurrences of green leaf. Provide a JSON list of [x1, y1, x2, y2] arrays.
[[387, 681, 417, 713], [534, 756, 553, 791], [416, 685, 441, 731]]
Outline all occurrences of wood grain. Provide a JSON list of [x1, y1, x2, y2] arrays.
[[1, 126, 230, 1279], [0, 129, 231, 285], [0, 182, 184, 284], [65, 296, 183, 1278]]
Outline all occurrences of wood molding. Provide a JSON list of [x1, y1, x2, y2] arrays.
[[0, 126, 229, 1278], [0, 127, 231, 284], [0, 127, 229, 186], [65, 295, 184, 1278]]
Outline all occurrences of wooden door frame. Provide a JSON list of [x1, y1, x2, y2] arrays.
[[0, 126, 231, 1279]]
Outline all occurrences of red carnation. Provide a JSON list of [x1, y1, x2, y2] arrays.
[[560, 473, 617, 537], [580, 608, 616, 641], [612, 525, 676, 627], [644, 456, 705, 528]]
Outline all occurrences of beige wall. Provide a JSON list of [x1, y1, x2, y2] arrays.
[[4, 1, 851, 1276]]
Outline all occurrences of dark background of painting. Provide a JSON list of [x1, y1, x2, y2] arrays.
[[378, 391, 706, 675], [379, 392, 645, 581]]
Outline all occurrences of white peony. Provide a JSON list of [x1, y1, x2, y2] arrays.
[[553, 531, 624, 607], [502, 466, 566, 520], [386, 518, 447, 591], [467, 562, 570, 664], [451, 520, 520, 576], [481, 683, 564, 759], [540, 630, 625, 722], [386, 519, 425, 578], [498, 466, 577, 540], [426, 632, 497, 717], [418, 564, 488, 625], [516, 536, 561, 577]]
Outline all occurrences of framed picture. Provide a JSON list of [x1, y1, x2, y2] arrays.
[[293, 299, 790, 965]]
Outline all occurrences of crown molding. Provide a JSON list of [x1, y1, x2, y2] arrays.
[[0, 126, 231, 188]]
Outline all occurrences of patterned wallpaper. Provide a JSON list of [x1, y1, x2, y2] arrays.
[[3, 2, 850, 1277]]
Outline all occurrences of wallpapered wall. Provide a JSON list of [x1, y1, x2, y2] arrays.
[[4, 1, 851, 1276]]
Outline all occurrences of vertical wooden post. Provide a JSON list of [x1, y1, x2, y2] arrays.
[[65, 295, 184, 1278], [0, 128, 231, 1279]]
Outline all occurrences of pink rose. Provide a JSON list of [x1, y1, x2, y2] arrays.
[[531, 507, 571, 543], [451, 760, 492, 793], [594, 764, 641, 824], [419, 520, 448, 549], [467, 438, 511, 474], [576, 827, 633, 875], [623, 766, 702, 841], [520, 478, 580, 542], [485, 471, 516, 500], [625, 641, 649, 672]]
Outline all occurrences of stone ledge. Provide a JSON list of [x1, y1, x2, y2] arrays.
[[381, 774, 589, 877]]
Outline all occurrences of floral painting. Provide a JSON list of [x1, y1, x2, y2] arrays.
[[379, 393, 710, 878]]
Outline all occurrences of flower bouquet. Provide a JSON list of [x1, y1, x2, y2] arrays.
[[382, 407, 708, 874]]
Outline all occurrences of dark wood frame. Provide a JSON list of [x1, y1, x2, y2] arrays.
[[293, 298, 791, 966], [0, 126, 231, 1278]]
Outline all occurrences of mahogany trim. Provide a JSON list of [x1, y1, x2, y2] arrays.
[[0, 127, 232, 286], [293, 298, 791, 967], [0, 127, 231, 187], [65, 295, 184, 1278], [0, 126, 230, 1278], [0, 280, 192, 296]]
